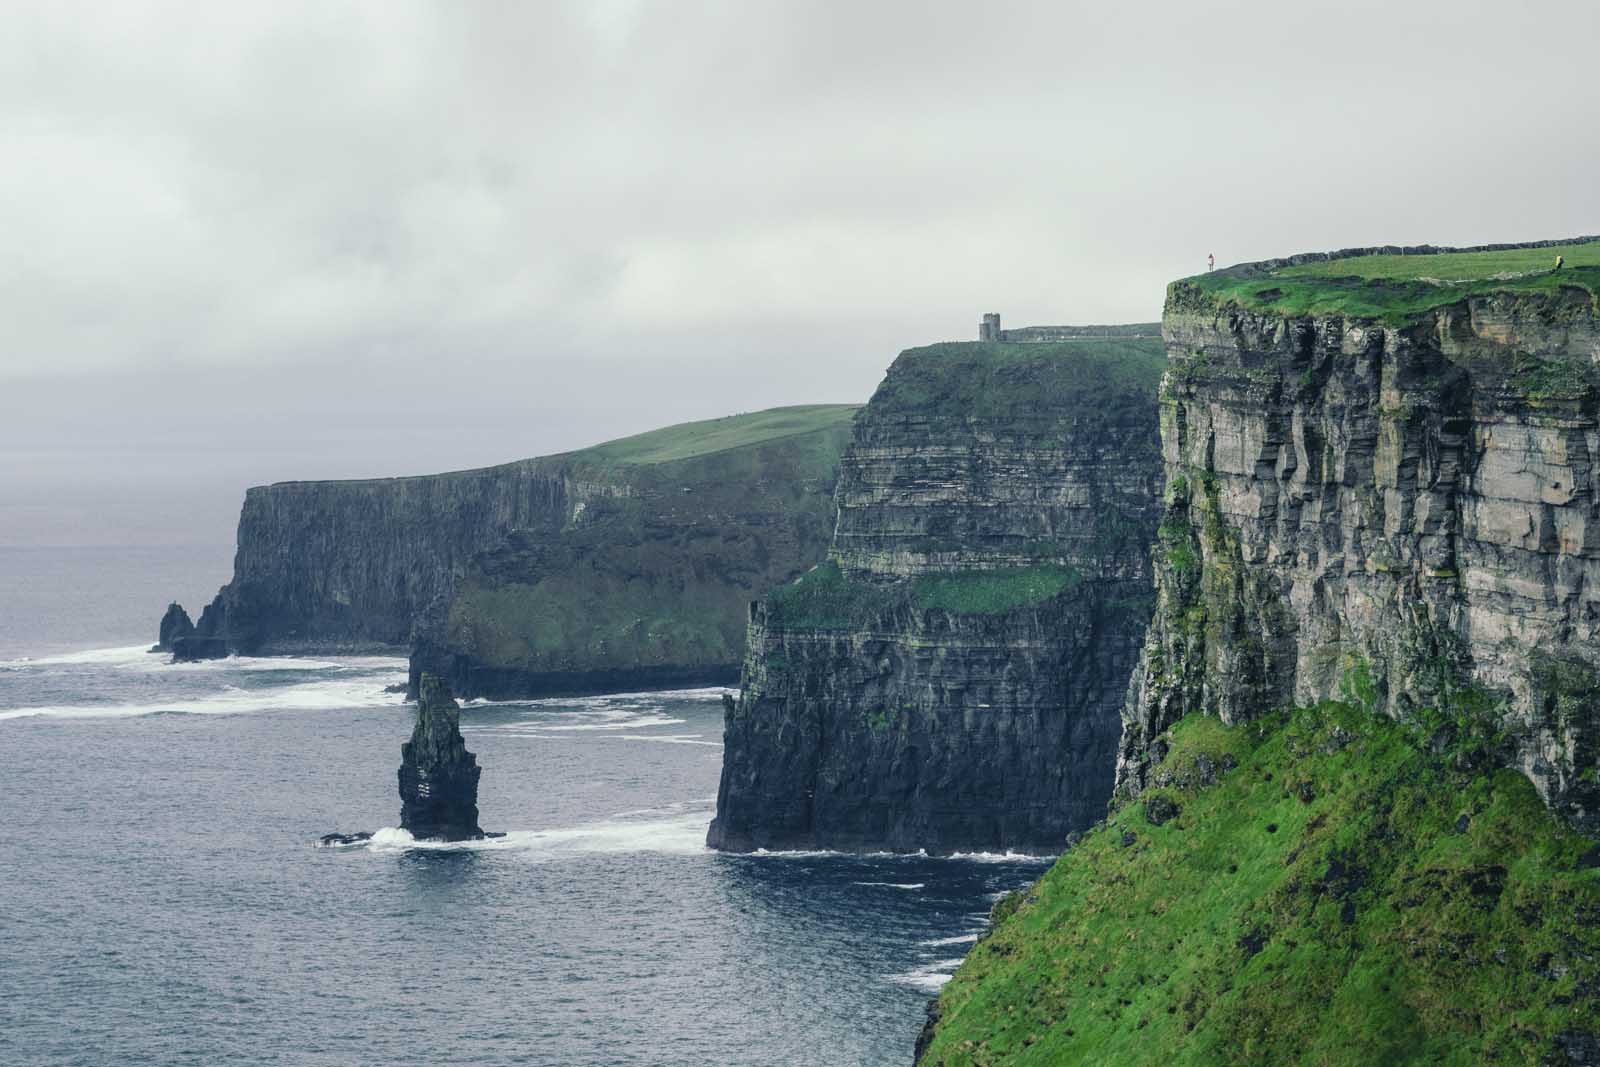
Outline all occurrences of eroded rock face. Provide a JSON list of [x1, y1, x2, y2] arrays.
[[159, 407, 853, 699], [1119, 284, 1600, 830], [399, 674, 483, 841], [709, 337, 1166, 854], [153, 602, 194, 652]]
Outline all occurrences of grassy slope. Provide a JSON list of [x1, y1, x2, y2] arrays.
[[1183, 239, 1600, 323], [569, 404, 859, 467], [922, 702, 1600, 1066], [445, 407, 859, 673], [764, 560, 1086, 628]]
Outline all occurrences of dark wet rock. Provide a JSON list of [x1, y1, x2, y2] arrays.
[[170, 635, 227, 662], [170, 593, 229, 661], [399, 674, 484, 841], [913, 999, 942, 1062], [319, 831, 373, 847], [1547, 1031, 1600, 1067], [1456, 812, 1473, 834], [1193, 754, 1217, 786], [1578, 845, 1600, 871], [1296, 781, 1317, 804], [1144, 795, 1181, 827], [153, 602, 194, 652], [1237, 928, 1268, 958], [1219, 753, 1239, 773], [1121, 831, 1138, 848]]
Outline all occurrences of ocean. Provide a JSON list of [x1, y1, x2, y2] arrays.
[[0, 546, 1046, 1066]]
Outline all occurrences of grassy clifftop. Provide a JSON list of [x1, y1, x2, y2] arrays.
[[866, 338, 1166, 425], [920, 701, 1600, 1066], [1178, 238, 1600, 323], [429, 405, 858, 694], [570, 403, 859, 468]]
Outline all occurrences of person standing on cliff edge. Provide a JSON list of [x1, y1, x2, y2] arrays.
[[1556, 254, 1565, 270], [1207, 253, 1215, 271]]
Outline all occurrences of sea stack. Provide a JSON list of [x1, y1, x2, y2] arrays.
[[398, 674, 484, 841], [152, 602, 195, 652]]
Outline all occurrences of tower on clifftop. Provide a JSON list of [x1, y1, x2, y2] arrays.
[[979, 312, 1002, 341]]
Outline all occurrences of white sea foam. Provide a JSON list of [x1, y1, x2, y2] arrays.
[[0, 644, 154, 669], [0, 645, 406, 675], [532, 715, 687, 732], [920, 932, 981, 947], [0, 676, 405, 722], [851, 882, 926, 890], [616, 734, 720, 747], [360, 809, 711, 858], [887, 958, 967, 993], [946, 850, 1057, 864]]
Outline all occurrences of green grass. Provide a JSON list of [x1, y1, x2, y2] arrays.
[[1179, 240, 1600, 324], [1277, 243, 1600, 283], [764, 561, 1088, 629], [912, 566, 1082, 614], [571, 404, 859, 466], [869, 340, 1167, 426], [921, 701, 1600, 1066]]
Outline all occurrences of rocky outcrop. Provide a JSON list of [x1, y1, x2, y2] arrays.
[[708, 336, 1167, 854], [160, 405, 855, 697], [399, 674, 483, 841], [1119, 258, 1600, 830], [152, 602, 194, 652]]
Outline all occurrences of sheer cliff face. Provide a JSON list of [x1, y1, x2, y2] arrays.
[[190, 407, 856, 704], [411, 420, 852, 699], [1120, 285, 1600, 829], [222, 461, 584, 652], [709, 338, 1167, 854]]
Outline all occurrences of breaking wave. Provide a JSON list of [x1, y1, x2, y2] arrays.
[[0, 676, 405, 722], [357, 808, 711, 858], [887, 958, 967, 993]]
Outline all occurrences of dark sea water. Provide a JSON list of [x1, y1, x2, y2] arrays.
[[0, 547, 1046, 1066]]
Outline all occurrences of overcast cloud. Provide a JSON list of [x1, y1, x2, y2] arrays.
[[3, 0, 1597, 547]]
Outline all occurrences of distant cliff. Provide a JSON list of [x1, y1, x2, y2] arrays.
[[708, 336, 1166, 854], [166, 405, 857, 697]]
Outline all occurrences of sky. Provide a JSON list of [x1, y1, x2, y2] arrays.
[[3, 0, 1597, 549]]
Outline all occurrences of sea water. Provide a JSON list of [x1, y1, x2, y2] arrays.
[[0, 547, 1047, 1066]]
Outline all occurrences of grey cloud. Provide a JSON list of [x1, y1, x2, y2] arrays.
[[2, 0, 1596, 545]]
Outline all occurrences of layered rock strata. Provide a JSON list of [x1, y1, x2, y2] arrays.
[[159, 406, 855, 697], [399, 674, 483, 841], [1119, 250, 1600, 829], [709, 336, 1166, 854]]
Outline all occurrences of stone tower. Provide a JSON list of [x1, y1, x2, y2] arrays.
[[979, 312, 1002, 341]]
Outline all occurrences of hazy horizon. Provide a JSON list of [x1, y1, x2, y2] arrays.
[[5, 0, 1596, 548]]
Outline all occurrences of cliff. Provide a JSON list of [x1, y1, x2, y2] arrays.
[[917, 239, 1600, 1064], [708, 336, 1166, 854], [166, 405, 856, 696], [1120, 237, 1600, 830], [410, 406, 856, 698]]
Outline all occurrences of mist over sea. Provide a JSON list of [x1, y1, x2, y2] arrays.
[[0, 546, 1044, 1066]]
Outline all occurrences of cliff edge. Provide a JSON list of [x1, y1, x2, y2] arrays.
[[708, 335, 1166, 854], [162, 405, 856, 698], [1121, 237, 1600, 830], [918, 239, 1600, 1065]]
